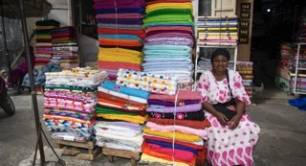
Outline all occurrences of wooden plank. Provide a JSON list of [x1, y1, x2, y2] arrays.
[[102, 148, 140, 160], [61, 145, 101, 160], [54, 139, 94, 149]]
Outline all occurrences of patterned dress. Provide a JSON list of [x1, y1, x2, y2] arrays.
[[196, 70, 260, 166]]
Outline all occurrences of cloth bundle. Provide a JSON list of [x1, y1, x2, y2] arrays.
[[197, 17, 238, 46], [140, 90, 210, 166], [33, 19, 60, 68], [43, 67, 107, 142], [236, 61, 253, 97], [93, 0, 145, 78], [116, 69, 177, 95], [51, 26, 79, 69], [142, 0, 194, 86], [95, 79, 148, 153]]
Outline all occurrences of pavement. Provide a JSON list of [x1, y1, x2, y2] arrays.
[[0, 89, 306, 166]]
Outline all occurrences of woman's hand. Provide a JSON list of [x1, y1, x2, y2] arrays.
[[216, 112, 229, 126], [227, 115, 241, 129]]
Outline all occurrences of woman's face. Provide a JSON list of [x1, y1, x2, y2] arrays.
[[212, 55, 228, 73]]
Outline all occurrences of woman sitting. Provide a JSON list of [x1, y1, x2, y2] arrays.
[[196, 48, 260, 166]]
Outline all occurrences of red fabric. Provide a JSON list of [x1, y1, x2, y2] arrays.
[[97, 92, 146, 112], [146, 0, 191, 5], [97, 61, 142, 71], [145, 26, 193, 35], [97, 28, 145, 38], [148, 118, 211, 129], [142, 142, 196, 166], [99, 38, 142, 47]]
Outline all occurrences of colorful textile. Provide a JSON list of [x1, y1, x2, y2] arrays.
[[148, 118, 210, 129], [116, 69, 177, 95]]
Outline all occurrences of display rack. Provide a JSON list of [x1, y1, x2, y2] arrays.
[[193, 0, 238, 81], [292, 42, 306, 94]]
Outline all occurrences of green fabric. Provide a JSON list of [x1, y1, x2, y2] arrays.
[[143, 22, 193, 28], [144, 14, 193, 24], [96, 106, 138, 116], [45, 85, 96, 92], [146, 8, 192, 17]]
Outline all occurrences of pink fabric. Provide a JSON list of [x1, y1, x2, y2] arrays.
[[146, 103, 202, 113], [146, 122, 208, 139], [205, 114, 260, 166], [149, 90, 202, 101]]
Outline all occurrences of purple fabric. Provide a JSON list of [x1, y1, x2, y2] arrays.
[[146, 103, 202, 113], [146, 30, 193, 37], [95, 8, 145, 14], [148, 99, 201, 107], [145, 139, 198, 154], [147, 32, 193, 40], [93, 0, 145, 9], [96, 18, 143, 25]]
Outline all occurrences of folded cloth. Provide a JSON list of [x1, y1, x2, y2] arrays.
[[95, 8, 145, 14], [97, 28, 145, 38], [98, 61, 142, 71], [148, 110, 205, 121], [146, 103, 202, 113], [44, 109, 93, 121], [142, 142, 196, 165], [99, 38, 143, 47], [97, 23, 143, 30], [96, 106, 147, 124], [150, 90, 202, 101], [36, 19, 60, 26], [98, 87, 147, 104], [140, 153, 189, 166], [146, 2, 193, 13], [146, 122, 208, 139], [101, 80, 149, 99], [97, 93, 146, 112], [96, 13, 144, 19], [143, 127, 201, 142], [144, 135, 205, 149], [148, 118, 210, 129], [93, 0, 145, 9], [98, 47, 142, 64], [145, 26, 193, 36], [116, 69, 177, 95], [96, 18, 143, 25], [148, 98, 200, 107]]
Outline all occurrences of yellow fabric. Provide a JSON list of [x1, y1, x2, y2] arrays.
[[98, 47, 142, 64], [141, 153, 189, 166], [143, 127, 201, 142], [146, 3, 193, 13], [36, 25, 58, 29], [97, 114, 147, 124]]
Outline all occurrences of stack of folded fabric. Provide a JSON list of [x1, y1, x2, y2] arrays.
[[276, 43, 293, 92], [236, 61, 253, 97], [93, 0, 145, 78], [51, 26, 79, 69], [142, 0, 194, 86], [116, 69, 177, 95], [140, 90, 210, 166], [95, 80, 149, 153], [197, 17, 238, 46], [33, 19, 60, 68], [43, 67, 107, 142]]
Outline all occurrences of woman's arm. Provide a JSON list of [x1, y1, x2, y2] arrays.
[[203, 101, 229, 126], [228, 99, 245, 129]]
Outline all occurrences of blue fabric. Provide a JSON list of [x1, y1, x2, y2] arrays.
[[144, 45, 192, 51], [101, 80, 149, 99], [145, 139, 198, 155], [99, 34, 141, 40], [288, 97, 306, 111]]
